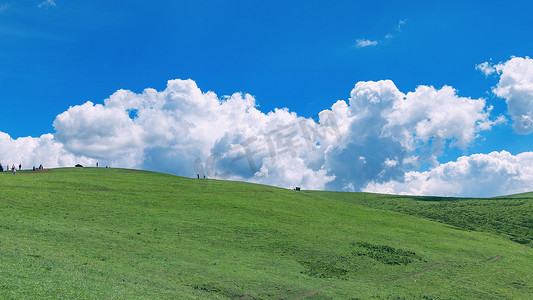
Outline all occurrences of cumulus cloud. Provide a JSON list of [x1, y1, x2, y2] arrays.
[[364, 151, 533, 197], [356, 39, 378, 48], [321, 80, 495, 191], [54, 101, 143, 158], [0, 75, 508, 195], [52, 78, 493, 191], [479, 56, 533, 134], [384, 85, 494, 150], [0, 132, 94, 169], [52, 79, 335, 189]]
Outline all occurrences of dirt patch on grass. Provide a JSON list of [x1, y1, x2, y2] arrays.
[[484, 255, 502, 263], [390, 261, 458, 282], [295, 284, 334, 300]]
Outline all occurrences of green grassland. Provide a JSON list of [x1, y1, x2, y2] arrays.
[[0, 168, 531, 299], [307, 191, 533, 247]]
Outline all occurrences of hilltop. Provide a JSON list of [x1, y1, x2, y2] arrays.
[[0, 168, 531, 299]]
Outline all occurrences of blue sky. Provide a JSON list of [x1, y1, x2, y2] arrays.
[[1, 0, 533, 196]]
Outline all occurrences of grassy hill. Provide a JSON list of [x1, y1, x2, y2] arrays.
[[307, 191, 533, 246], [0, 168, 531, 299], [496, 191, 533, 199]]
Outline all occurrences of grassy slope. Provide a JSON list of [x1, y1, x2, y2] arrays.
[[307, 191, 533, 246], [0, 168, 530, 299], [497, 191, 533, 199]]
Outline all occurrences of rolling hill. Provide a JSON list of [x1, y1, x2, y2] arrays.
[[0, 168, 531, 299], [307, 191, 533, 247]]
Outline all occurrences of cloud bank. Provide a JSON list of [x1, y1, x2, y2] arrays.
[[0, 132, 94, 170], [48, 78, 495, 192], [1, 56, 532, 197], [364, 151, 533, 197]]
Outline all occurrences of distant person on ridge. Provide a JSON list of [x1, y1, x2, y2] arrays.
[[19, 164, 21, 170]]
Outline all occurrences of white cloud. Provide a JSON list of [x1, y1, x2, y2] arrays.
[[397, 19, 408, 31], [357, 18, 408, 47], [3, 54, 529, 196], [356, 39, 378, 48], [479, 56, 533, 134], [52, 79, 335, 189], [53, 101, 144, 163], [0, 132, 95, 170], [38, 0, 56, 8], [384, 85, 494, 150], [320, 80, 496, 191], [50, 79, 495, 191], [381, 18, 409, 40], [476, 61, 496, 76], [363, 151, 533, 197], [0, 76, 505, 195]]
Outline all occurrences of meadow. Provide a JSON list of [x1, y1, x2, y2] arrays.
[[308, 191, 533, 247], [0, 168, 531, 299]]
